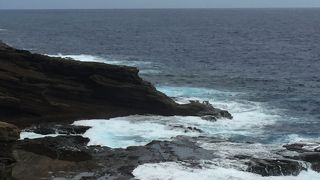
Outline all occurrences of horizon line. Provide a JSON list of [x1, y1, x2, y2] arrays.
[[1, 7, 320, 10]]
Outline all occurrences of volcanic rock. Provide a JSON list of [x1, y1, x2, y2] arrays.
[[17, 136, 92, 162], [246, 158, 306, 176], [0, 41, 232, 127], [25, 124, 91, 135]]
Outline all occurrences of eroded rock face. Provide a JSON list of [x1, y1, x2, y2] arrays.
[[0, 122, 19, 180], [0, 41, 232, 128]]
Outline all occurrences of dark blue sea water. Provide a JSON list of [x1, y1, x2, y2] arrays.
[[1, 9, 320, 144]]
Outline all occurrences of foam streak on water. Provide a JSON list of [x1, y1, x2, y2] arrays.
[[133, 162, 320, 180]]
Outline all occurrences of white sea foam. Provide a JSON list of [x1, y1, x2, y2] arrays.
[[73, 116, 203, 148], [285, 134, 320, 144], [49, 54, 154, 67], [48, 54, 161, 75], [68, 86, 283, 148], [20, 131, 59, 139], [49, 54, 123, 64], [199, 141, 282, 159], [0, 28, 7, 31], [157, 86, 281, 140], [133, 162, 320, 180]]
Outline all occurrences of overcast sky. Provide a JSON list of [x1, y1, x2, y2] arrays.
[[1, 0, 320, 9]]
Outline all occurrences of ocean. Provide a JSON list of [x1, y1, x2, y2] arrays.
[[1, 9, 320, 179]]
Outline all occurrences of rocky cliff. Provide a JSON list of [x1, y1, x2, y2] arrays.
[[0, 41, 231, 127]]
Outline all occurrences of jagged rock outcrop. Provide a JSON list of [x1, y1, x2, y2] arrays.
[[11, 135, 320, 179], [0, 122, 20, 180], [246, 158, 306, 176], [24, 124, 91, 135], [284, 142, 320, 173], [18, 136, 92, 162], [0, 41, 232, 127]]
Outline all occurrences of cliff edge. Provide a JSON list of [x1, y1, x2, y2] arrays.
[[0, 41, 231, 127]]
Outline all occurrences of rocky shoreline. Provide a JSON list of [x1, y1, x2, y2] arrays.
[[0, 41, 319, 179], [10, 130, 320, 179], [0, 41, 231, 128], [0, 41, 232, 179]]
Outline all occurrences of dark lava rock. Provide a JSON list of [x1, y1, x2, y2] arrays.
[[168, 125, 203, 133], [25, 124, 91, 135], [284, 143, 308, 153], [0, 122, 20, 180], [284, 142, 320, 172], [246, 158, 306, 176], [295, 152, 320, 172], [18, 136, 92, 162], [0, 41, 232, 128], [12, 136, 216, 179], [87, 136, 216, 178], [11, 135, 320, 179]]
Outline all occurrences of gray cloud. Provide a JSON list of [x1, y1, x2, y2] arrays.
[[0, 0, 320, 9]]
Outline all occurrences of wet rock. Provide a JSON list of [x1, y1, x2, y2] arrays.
[[284, 143, 307, 153], [201, 115, 217, 122], [283, 142, 320, 153], [25, 124, 91, 135], [0, 41, 232, 128], [18, 136, 91, 162], [83, 136, 216, 179], [295, 152, 320, 172], [11, 135, 320, 179], [0, 122, 20, 180], [246, 158, 306, 176], [283, 142, 320, 172], [168, 125, 203, 133]]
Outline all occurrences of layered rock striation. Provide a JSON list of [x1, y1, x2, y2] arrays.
[[0, 41, 231, 128]]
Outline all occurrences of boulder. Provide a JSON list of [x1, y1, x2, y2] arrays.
[[0, 122, 20, 142], [0, 122, 20, 180]]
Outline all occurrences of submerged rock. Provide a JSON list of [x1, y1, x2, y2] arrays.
[[0, 41, 232, 128], [0, 122, 20, 180], [168, 124, 204, 133]]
